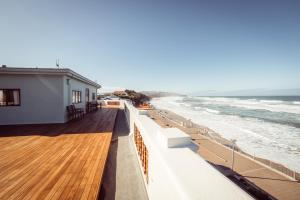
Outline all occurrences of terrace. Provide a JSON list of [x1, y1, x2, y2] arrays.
[[0, 108, 147, 200], [0, 101, 256, 200]]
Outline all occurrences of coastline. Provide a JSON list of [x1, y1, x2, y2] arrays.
[[147, 107, 300, 199], [149, 95, 300, 172]]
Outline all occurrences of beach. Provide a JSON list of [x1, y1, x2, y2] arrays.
[[147, 107, 300, 200], [151, 96, 300, 172]]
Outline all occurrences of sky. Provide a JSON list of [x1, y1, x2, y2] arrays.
[[1, 0, 300, 94]]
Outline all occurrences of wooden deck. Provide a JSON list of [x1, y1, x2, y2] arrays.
[[0, 108, 118, 200]]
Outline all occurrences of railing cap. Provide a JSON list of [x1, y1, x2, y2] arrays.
[[157, 128, 192, 148]]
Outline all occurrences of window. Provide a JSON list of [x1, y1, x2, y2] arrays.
[[92, 93, 96, 100], [0, 89, 21, 106], [85, 88, 89, 102], [72, 90, 82, 103]]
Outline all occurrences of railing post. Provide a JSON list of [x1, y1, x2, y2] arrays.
[[231, 139, 236, 171]]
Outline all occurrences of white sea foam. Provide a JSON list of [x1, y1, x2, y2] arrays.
[[204, 108, 220, 114], [195, 96, 300, 114], [259, 100, 283, 104], [181, 103, 191, 107], [151, 96, 300, 171]]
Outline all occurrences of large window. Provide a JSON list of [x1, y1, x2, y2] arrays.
[[72, 90, 82, 103], [0, 89, 20, 106]]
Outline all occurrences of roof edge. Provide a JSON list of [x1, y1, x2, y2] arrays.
[[0, 67, 101, 88]]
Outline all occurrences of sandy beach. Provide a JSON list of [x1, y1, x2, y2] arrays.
[[147, 108, 300, 200]]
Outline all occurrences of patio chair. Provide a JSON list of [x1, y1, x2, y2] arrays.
[[71, 104, 84, 119], [66, 105, 76, 121]]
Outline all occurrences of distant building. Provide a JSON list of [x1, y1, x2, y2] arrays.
[[0, 67, 100, 125], [113, 90, 128, 97]]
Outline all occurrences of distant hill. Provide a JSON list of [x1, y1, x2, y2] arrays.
[[191, 88, 300, 96], [122, 90, 150, 106], [140, 91, 186, 98]]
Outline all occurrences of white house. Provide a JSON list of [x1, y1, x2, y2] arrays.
[[0, 66, 100, 125]]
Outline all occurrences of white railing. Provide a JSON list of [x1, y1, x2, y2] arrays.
[[121, 100, 254, 200]]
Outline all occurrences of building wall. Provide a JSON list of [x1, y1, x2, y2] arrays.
[[0, 74, 64, 125], [62, 76, 98, 122]]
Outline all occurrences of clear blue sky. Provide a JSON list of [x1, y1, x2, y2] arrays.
[[1, 0, 299, 93]]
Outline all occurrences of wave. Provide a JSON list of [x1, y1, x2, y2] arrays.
[[194, 106, 220, 114], [151, 96, 300, 171], [259, 100, 283, 104], [204, 108, 220, 114], [181, 103, 191, 107], [192, 96, 300, 114]]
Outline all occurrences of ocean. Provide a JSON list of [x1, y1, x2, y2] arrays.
[[151, 96, 300, 172]]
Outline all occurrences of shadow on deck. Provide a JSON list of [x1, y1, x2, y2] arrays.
[[0, 108, 118, 136], [100, 110, 148, 200]]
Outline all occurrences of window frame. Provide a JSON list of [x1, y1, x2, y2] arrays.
[[0, 89, 21, 107], [72, 90, 82, 104]]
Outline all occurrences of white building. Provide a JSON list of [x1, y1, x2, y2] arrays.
[[0, 66, 100, 125]]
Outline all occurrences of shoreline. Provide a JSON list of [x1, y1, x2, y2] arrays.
[[147, 107, 300, 199], [149, 95, 300, 173], [148, 106, 300, 175]]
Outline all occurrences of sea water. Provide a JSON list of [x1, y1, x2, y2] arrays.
[[151, 96, 300, 171]]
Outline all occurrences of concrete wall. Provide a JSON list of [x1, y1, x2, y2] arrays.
[[0, 74, 64, 125], [123, 101, 254, 200], [62, 76, 98, 122]]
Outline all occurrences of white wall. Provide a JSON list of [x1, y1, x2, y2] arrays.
[[123, 101, 254, 200], [0, 74, 64, 125], [62, 76, 98, 121]]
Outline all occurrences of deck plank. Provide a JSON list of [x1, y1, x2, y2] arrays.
[[0, 108, 118, 200], [58, 135, 102, 200]]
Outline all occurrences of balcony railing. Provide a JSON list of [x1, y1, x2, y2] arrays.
[[134, 124, 149, 183], [121, 100, 254, 200]]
